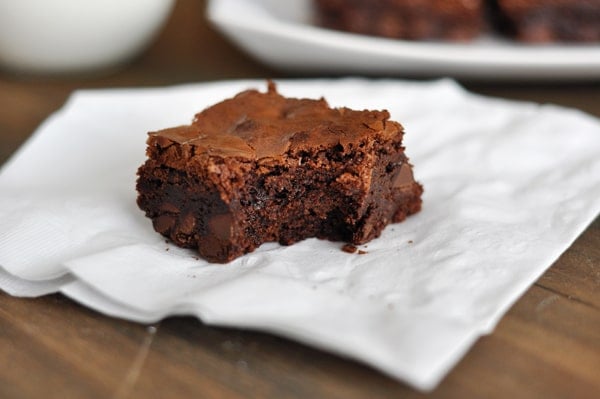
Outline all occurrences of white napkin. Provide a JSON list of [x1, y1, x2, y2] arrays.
[[1, 79, 599, 391]]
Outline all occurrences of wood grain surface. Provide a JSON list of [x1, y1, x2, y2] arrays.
[[0, 1, 599, 398]]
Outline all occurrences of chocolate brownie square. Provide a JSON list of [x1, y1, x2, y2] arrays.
[[136, 82, 423, 263]]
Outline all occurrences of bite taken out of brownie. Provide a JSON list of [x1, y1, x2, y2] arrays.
[[136, 82, 423, 263]]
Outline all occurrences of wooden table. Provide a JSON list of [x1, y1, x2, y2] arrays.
[[1, 1, 598, 398]]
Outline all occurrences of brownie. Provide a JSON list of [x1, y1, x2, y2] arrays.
[[493, 0, 600, 42], [314, 0, 485, 41], [136, 82, 423, 263]]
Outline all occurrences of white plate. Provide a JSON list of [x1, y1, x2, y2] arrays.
[[207, 0, 600, 81]]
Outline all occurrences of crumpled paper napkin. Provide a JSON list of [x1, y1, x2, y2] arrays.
[[1, 79, 599, 391]]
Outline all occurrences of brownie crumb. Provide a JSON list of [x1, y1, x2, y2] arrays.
[[342, 244, 358, 254], [342, 244, 367, 255]]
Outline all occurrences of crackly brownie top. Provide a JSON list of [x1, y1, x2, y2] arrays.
[[148, 82, 402, 160]]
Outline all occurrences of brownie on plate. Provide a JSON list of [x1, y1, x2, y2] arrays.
[[314, 0, 485, 41], [136, 82, 423, 263], [493, 0, 600, 42]]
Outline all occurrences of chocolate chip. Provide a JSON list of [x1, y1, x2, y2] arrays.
[[178, 212, 196, 234], [153, 215, 175, 234]]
